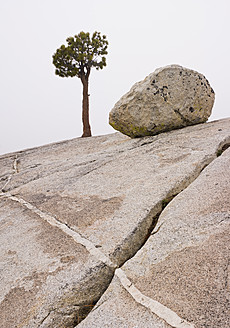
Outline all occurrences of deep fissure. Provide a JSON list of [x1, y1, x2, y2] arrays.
[[73, 191, 188, 326]]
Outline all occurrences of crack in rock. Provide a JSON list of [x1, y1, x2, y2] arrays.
[[115, 268, 195, 328], [13, 155, 20, 173], [2, 193, 116, 269], [173, 109, 192, 125], [1, 155, 19, 192]]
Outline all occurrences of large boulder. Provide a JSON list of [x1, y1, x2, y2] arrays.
[[109, 65, 215, 138]]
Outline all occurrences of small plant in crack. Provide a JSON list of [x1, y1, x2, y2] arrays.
[[216, 143, 230, 157], [216, 149, 223, 157], [161, 195, 175, 210]]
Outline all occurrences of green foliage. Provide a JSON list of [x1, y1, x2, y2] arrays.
[[52, 31, 108, 78]]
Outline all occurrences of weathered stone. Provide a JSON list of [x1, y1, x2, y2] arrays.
[[0, 118, 229, 327], [78, 274, 172, 328], [0, 198, 114, 328], [78, 147, 230, 328], [109, 65, 215, 137]]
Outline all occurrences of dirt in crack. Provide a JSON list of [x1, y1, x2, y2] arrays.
[[75, 301, 98, 325]]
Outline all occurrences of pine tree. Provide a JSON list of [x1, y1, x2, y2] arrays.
[[53, 31, 108, 137]]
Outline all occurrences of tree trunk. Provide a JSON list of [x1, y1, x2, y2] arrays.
[[81, 75, 92, 137]]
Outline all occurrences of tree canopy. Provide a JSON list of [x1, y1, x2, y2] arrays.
[[53, 31, 108, 79]]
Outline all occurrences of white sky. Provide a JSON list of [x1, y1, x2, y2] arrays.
[[0, 0, 229, 155]]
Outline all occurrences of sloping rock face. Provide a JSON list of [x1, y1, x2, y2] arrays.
[[109, 65, 215, 137], [0, 118, 230, 328], [79, 145, 230, 328]]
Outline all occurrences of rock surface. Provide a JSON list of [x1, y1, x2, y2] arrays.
[[0, 118, 230, 328], [79, 146, 230, 328], [109, 65, 215, 137]]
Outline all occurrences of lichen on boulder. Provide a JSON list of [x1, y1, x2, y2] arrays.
[[109, 65, 215, 138]]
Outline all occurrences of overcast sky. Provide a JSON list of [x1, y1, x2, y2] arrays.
[[0, 0, 229, 155]]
